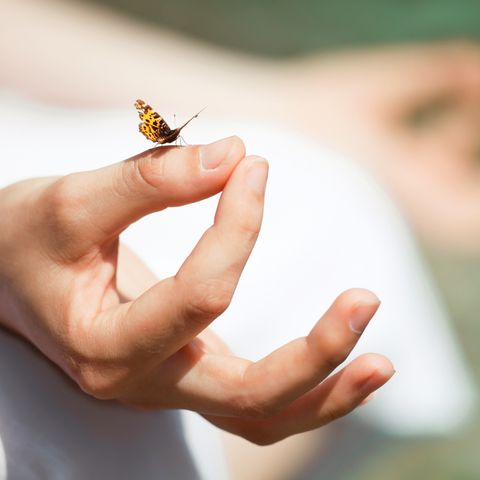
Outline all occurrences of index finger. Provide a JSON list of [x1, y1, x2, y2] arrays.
[[112, 155, 269, 361]]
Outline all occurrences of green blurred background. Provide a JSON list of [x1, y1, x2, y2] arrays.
[[345, 250, 480, 480], [88, 0, 480, 57]]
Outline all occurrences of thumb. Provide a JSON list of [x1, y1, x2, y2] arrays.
[[63, 136, 245, 243]]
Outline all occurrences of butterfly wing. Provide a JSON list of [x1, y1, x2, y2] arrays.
[[135, 99, 175, 143], [138, 122, 161, 143], [140, 109, 173, 136]]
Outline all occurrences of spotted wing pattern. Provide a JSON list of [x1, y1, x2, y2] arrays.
[[134, 99, 176, 144]]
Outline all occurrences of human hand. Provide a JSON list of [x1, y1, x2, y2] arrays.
[[0, 136, 393, 444]]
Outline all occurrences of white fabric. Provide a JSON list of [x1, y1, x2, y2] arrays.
[[0, 93, 475, 478]]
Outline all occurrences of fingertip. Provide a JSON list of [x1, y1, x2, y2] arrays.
[[244, 154, 269, 170], [199, 136, 245, 171], [358, 353, 395, 375], [333, 289, 380, 335], [229, 135, 246, 159], [338, 288, 381, 311], [244, 155, 269, 195], [355, 353, 395, 394]]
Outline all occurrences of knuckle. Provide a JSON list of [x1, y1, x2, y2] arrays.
[[124, 149, 167, 192], [321, 400, 351, 425], [320, 403, 338, 425], [73, 363, 110, 399], [72, 360, 125, 400], [184, 279, 234, 320], [237, 222, 260, 245], [226, 213, 261, 243], [66, 339, 129, 400], [40, 175, 93, 256], [241, 403, 278, 420], [45, 174, 87, 229], [234, 389, 282, 420], [316, 331, 351, 370]]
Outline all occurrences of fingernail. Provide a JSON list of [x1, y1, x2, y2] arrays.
[[200, 137, 235, 170], [362, 367, 395, 394], [245, 157, 269, 194], [349, 299, 380, 334]]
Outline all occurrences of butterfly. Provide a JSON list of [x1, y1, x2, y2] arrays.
[[134, 99, 204, 145]]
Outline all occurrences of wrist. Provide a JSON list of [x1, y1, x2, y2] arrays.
[[0, 178, 56, 337]]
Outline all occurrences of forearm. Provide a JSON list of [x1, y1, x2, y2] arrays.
[[1, 0, 292, 119]]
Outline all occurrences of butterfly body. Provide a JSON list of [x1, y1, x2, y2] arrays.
[[134, 99, 202, 145]]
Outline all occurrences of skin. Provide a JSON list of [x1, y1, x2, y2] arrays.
[[0, 136, 393, 445]]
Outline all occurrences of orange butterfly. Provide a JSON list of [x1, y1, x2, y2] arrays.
[[134, 99, 204, 145]]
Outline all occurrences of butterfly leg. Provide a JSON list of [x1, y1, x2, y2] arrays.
[[179, 135, 189, 146]]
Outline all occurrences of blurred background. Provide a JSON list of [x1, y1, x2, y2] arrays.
[[2, 0, 480, 478]]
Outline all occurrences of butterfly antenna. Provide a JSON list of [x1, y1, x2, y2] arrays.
[[178, 106, 207, 132]]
